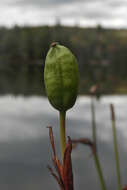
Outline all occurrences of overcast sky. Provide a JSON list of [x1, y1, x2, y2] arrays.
[[0, 0, 127, 28]]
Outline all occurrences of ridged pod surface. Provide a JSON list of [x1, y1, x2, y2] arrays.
[[44, 43, 79, 112]]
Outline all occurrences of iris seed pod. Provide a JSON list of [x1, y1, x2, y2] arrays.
[[44, 42, 79, 112]]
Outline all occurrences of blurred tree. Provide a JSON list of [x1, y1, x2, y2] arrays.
[[0, 25, 127, 95]]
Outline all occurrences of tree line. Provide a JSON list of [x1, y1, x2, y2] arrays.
[[0, 24, 127, 95]]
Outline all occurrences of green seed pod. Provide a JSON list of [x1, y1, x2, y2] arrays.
[[44, 42, 79, 112]]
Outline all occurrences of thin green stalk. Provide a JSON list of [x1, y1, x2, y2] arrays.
[[93, 154, 107, 190], [59, 111, 66, 161], [91, 97, 97, 148], [110, 104, 122, 190], [91, 96, 107, 190]]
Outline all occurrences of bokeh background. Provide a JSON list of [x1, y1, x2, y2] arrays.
[[0, 0, 127, 189]]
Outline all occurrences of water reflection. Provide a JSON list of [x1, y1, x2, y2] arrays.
[[0, 95, 127, 189]]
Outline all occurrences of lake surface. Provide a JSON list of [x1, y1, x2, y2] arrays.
[[0, 95, 127, 190]]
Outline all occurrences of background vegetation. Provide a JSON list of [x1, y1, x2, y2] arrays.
[[0, 24, 127, 95]]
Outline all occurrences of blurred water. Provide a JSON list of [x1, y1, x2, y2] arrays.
[[0, 95, 127, 190]]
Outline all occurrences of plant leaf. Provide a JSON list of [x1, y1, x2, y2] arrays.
[[47, 127, 74, 190], [123, 186, 127, 190], [63, 137, 74, 190], [72, 138, 96, 155]]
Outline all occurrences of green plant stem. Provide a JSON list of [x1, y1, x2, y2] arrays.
[[59, 111, 66, 161], [110, 104, 122, 190], [91, 97, 97, 148], [93, 154, 107, 190], [91, 96, 107, 190]]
